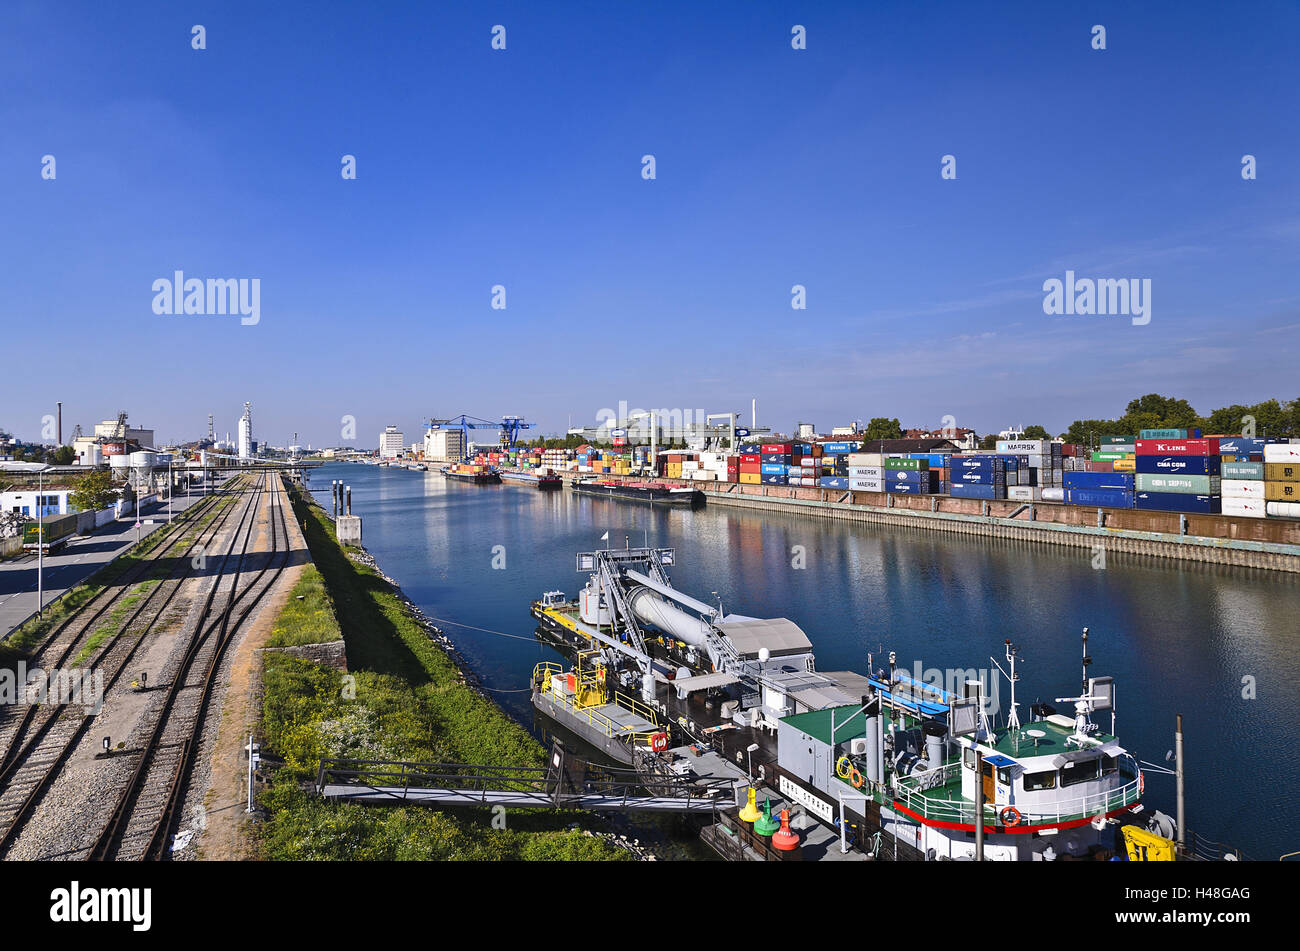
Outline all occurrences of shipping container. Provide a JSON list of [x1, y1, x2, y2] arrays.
[[951, 469, 1006, 485], [1134, 455, 1221, 476], [1135, 438, 1220, 456], [1065, 488, 1135, 508], [846, 453, 885, 467], [885, 458, 928, 471], [739, 473, 761, 485], [996, 440, 1054, 454], [1135, 492, 1221, 514], [1264, 481, 1300, 501], [1215, 437, 1268, 456], [1006, 485, 1042, 501], [1220, 480, 1265, 499], [950, 456, 1006, 471], [1266, 501, 1300, 518], [820, 476, 849, 489], [1134, 474, 1221, 494], [761, 464, 786, 475], [886, 481, 928, 495], [949, 483, 1002, 500], [820, 442, 859, 454], [1222, 461, 1265, 480], [1101, 435, 1137, 445], [761, 443, 793, 454], [1265, 462, 1300, 482], [1264, 444, 1300, 463], [1041, 487, 1065, 502], [1139, 428, 1200, 440], [1222, 498, 1266, 519], [1064, 471, 1136, 491], [848, 477, 884, 492]]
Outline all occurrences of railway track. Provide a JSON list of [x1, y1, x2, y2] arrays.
[[90, 471, 292, 861], [0, 477, 243, 778], [0, 473, 286, 859]]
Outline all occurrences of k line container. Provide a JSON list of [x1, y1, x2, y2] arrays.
[[1135, 438, 1221, 457]]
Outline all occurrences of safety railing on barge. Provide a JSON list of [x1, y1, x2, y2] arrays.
[[889, 771, 1142, 828]]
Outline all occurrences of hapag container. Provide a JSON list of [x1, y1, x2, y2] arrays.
[[1222, 461, 1265, 480], [821, 442, 858, 454], [1134, 474, 1220, 494], [1222, 498, 1266, 518], [1135, 455, 1220, 476], [1266, 501, 1300, 518], [1064, 471, 1135, 491], [1135, 438, 1220, 456], [1221, 480, 1265, 499], [761, 464, 786, 475], [1135, 492, 1221, 514]]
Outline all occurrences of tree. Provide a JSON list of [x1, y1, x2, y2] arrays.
[[51, 445, 75, 465], [1123, 394, 1200, 429], [1022, 425, 1051, 439], [69, 471, 117, 512], [863, 417, 903, 441], [980, 434, 998, 450]]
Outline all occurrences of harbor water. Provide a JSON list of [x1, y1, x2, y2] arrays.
[[311, 463, 1300, 859]]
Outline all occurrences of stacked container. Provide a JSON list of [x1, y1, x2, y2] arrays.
[[1264, 443, 1300, 519], [1133, 437, 1221, 514], [1064, 471, 1135, 508], [847, 452, 884, 492], [949, 455, 1007, 500]]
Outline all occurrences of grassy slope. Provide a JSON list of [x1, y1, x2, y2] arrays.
[[258, 485, 627, 861]]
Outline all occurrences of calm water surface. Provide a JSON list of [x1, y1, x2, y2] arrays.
[[311, 463, 1300, 859]]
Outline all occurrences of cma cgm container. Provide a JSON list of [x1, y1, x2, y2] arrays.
[[1065, 488, 1135, 508], [951, 456, 1005, 473], [1135, 438, 1220, 456], [1135, 455, 1221, 476], [951, 469, 1005, 485], [1064, 472, 1135, 491], [1135, 492, 1221, 514]]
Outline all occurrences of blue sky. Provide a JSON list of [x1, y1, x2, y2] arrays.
[[3, 0, 1298, 447]]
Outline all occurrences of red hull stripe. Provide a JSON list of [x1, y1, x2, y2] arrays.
[[891, 801, 1139, 835]]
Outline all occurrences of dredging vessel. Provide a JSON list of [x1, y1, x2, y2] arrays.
[[529, 542, 1174, 861], [571, 478, 703, 506]]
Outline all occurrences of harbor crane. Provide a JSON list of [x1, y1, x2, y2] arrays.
[[426, 414, 537, 459]]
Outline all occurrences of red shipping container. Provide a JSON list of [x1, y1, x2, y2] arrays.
[[1134, 438, 1220, 456], [762, 443, 793, 453], [741, 454, 761, 464], [727, 472, 739, 483], [726, 465, 738, 474], [740, 464, 761, 474]]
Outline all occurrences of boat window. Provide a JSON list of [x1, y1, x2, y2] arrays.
[[1023, 770, 1056, 791], [1119, 755, 1138, 780], [1102, 754, 1118, 775], [997, 767, 1013, 786], [1060, 757, 1101, 787], [963, 748, 975, 769]]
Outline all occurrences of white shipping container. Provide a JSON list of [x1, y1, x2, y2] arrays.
[[801, 477, 817, 487], [1267, 501, 1300, 518], [1041, 487, 1065, 502], [850, 478, 884, 492], [1222, 498, 1266, 518], [847, 453, 884, 467], [1264, 444, 1300, 463], [1221, 480, 1266, 499], [996, 440, 1051, 454], [848, 466, 884, 479], [800, 458, 817, 468], [1006, 486, 1042, 501]]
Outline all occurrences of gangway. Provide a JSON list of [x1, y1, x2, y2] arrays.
[[315, 741, 732, 813]]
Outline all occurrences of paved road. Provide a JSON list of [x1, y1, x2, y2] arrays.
[[0, 479, 234, 642]]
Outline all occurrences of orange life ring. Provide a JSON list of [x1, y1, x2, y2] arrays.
[[650, 732, 669, 753], [1139, 771, 1145, 795], [849, 767, 864, 789], [1000, 806, 1022, 827]]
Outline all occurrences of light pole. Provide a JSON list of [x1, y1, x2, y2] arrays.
[[746, 742, 759, 780], [36, 463, 49, 617]]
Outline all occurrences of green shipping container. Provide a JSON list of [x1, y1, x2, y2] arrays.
[[1139, 429, 1189, 439], [884, 458, 928, 470], [1092, 451, 1133, 462], [1135, 473, 1221, 494], [1102, 435, 1137, 445], [1222, 461, 1265, 480]]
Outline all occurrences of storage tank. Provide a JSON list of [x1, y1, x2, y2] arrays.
[[83, 444, 103, 466], [109, 454, 130, 474], [578, 581, 612, 626]]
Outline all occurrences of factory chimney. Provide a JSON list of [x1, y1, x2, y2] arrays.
[[56, 402, 62, 445]]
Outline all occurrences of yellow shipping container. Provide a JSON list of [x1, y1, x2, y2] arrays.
[[1265, 462, 1300, 482], [739, 473, 761, 485], [1112, 459, 1136, 472], [667, 464, 682, 478], [1264, 481, 1300, 501]]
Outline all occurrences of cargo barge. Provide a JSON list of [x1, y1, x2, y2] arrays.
[[440, 464, 501, 485], [499, 469, 562, 489], [528, 542, 1182, 861], [571, 478, 703, 506]]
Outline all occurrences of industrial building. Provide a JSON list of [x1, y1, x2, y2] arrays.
[[422, 427, 465, 463], [378, 425, 405, 459], [237, 402, 253, 459]]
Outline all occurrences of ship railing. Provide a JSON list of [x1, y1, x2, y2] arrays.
[[891, 774, 1142, 827]]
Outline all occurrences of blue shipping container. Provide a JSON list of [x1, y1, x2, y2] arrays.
[[821, 442, 857, 454], [952, 470, 1006, 485], [1215, 437, 1267, 456], [1134, 492, 1221, 514], [761, 453, 790, 464], [819, 476, 849, 488], [886, 481, 929, 495], [949, 483, 1000, 500], [760, 464, 786, 475], [951, 456, 1006, 471], [1134, 455, 1221, 476], [1064, 472, 1136, 491], [1065, 488, 1135, 507], [760, 474, 785, 485]]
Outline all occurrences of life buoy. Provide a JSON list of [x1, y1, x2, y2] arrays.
[[1000, 806, 1022, 827], [650, 732, 669, 753], [836, 755, 853, 780], [850, 767, 864, 789], [1139, 771, 1145, 795]]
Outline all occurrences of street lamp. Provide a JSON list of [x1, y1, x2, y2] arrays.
[[746, 742, 760, 779], [36, 462, 51, 616]]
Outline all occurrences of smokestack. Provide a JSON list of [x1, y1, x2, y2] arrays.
[[751, 398, 756, 429], [56, 402, 62, 445]]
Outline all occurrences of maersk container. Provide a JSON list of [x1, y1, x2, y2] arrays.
[[848, 466, 883, 479], [1134, 474, 1221, 494], [849, 477, 884, 492], [1222, 461, 1265, 480], [996, 439, 1052, 454], [1266, 501, 1300, 518], [1135, 491, 1221, 514], [1222, 498, 1266, 519], [1064, 471, 1135, 491], [1065, 488, 1135, 507], [1135, 455, 1220, 476], [1221, 480, 1265, 499], [949, 483, 1000, 500], [820, 476, 848, 489]]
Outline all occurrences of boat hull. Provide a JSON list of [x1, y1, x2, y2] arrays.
[[571, 480, 703, 506]]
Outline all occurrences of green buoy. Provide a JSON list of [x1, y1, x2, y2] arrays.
[[754, 797, 780, 836]]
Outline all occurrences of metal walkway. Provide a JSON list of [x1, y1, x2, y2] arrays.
[[316, 742, 734, 814]]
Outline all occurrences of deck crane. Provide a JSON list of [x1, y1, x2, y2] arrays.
[[426, 414, 537, 460]]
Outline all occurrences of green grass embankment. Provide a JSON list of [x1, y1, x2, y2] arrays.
[[257, 485, 627, 861]]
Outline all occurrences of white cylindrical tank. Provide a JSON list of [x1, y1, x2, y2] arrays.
[[1267, 501, 1300, 518], [626, 587, 711, 646], [109, 454, 130, 472], [579, 582, 611, 626]]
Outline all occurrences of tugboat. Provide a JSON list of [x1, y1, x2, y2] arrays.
[[440, 463, 501, 484], [529, 540, 1178, 861]]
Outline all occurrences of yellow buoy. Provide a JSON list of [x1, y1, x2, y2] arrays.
[[738, 786, 761, 823]]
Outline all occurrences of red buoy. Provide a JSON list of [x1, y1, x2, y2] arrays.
[[772, 809, 800, 852]]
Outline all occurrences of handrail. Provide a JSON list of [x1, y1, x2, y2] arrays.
[[891, 774, 1141, 826]]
